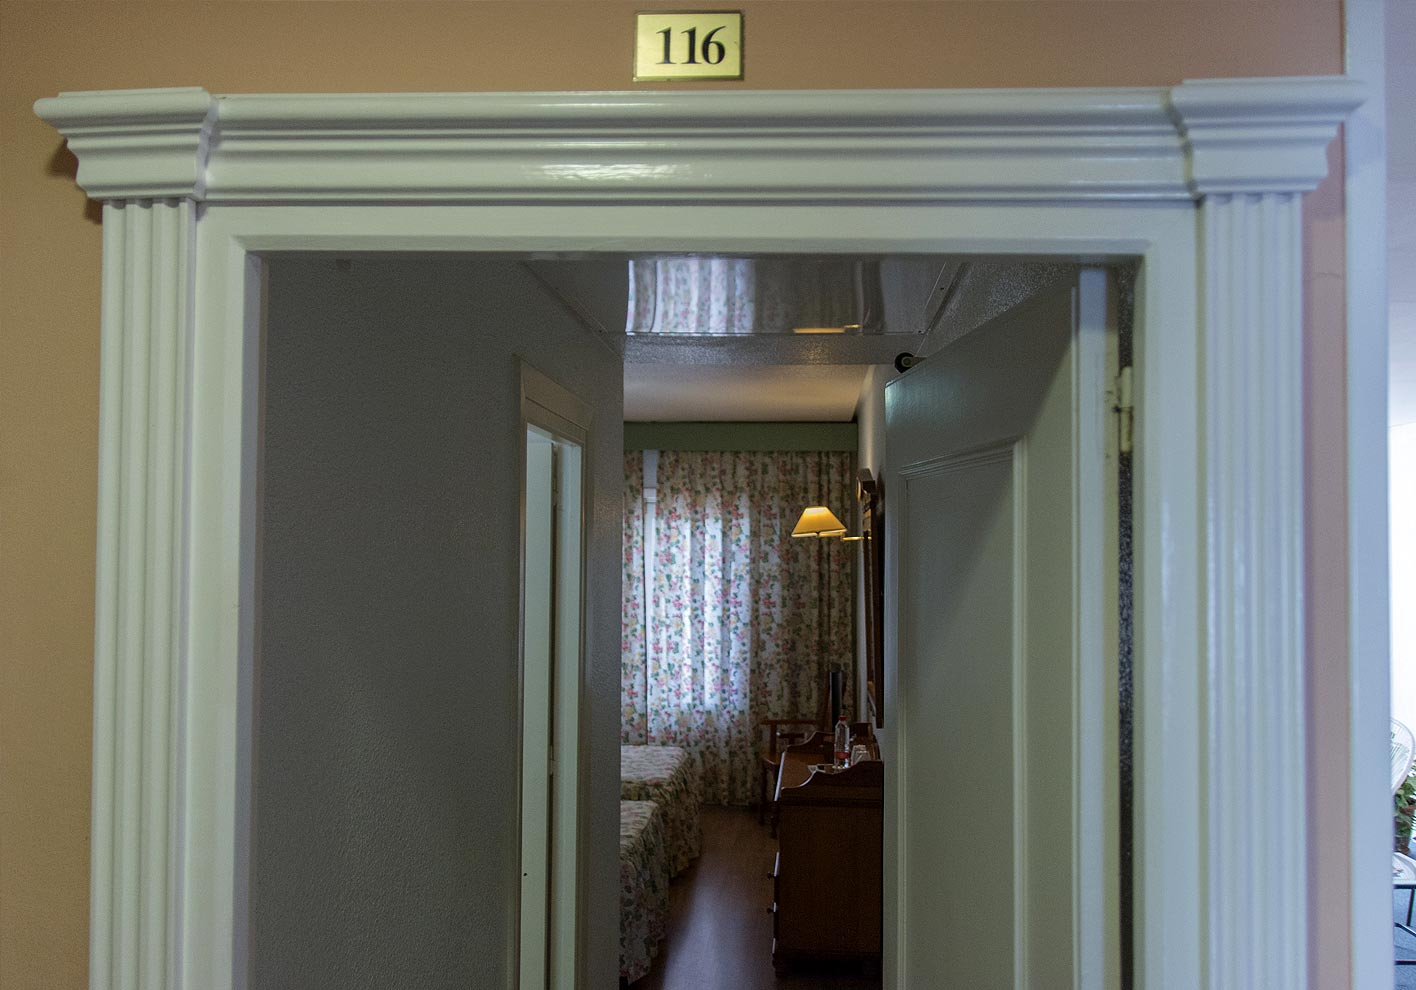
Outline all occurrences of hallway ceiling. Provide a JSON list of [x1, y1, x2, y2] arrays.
[[525, 254, 952, 423]]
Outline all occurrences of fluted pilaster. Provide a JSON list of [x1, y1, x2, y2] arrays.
[[1165, 77, 1352, 990], [90, 198, 196, 990], [1197, 190, 1307, 989]]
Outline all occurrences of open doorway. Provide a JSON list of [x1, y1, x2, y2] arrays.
[[250, 250, 1127, 990], [603, 253, 888, 990], [588, 255, 1125, 990], [41, 79, 1346, 990]]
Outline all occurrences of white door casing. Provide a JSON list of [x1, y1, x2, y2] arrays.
[[33, 79, 1363, 990], [1341, 6, 1391, 988], [521, 362, 593, 990], [521, 429, 556, 988]]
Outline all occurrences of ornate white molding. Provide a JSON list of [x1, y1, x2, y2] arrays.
[[1171, 77, 1362, 194], [36, 79, 1360, 204], [34, 88, 215, 200], [1198, 192, 1307, 987], [89, 198, 195, 990], [30, 78, 1364, 990]]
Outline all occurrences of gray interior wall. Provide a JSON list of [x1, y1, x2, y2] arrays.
[[255, 256, 622, 990], [854, 365, 894, 718]]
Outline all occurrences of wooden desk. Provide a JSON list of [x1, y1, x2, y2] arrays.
[[770, 745, 883, 967]]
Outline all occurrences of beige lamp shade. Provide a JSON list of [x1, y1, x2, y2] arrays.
[[792, 506, 848, 538]]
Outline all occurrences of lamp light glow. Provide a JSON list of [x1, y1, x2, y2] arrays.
[[792, 506, 848, 538], [791, 324, 861, 334]]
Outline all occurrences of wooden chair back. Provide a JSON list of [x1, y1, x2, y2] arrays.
[[762, 718, 820, 762], [781, 729, 834, 761]]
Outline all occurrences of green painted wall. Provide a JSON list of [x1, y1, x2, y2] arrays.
[[624, 421, 858, 451]]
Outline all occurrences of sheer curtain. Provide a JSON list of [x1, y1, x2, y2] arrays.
[[622, 449, 855, 805]]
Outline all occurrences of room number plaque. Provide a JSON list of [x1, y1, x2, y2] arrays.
[[634, 11, 743, 81]]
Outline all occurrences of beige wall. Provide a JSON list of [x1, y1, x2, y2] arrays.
[[0, 3, 1345, 989]]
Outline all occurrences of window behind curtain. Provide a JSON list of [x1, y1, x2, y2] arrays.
[[622, 449, 856, 805]]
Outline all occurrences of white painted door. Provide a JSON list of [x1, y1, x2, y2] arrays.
[[519, 362, 592, 990], [521, 429, 556, 989], [883, 269, 1118, 990]]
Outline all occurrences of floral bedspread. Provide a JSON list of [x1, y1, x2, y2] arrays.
[[619, 800, 669, 985], [620, 744, 703, 876]]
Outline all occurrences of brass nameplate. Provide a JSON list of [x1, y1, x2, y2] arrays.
[[634, 11, 743, 81]]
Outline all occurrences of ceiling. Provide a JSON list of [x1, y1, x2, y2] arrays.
[[1389, 0, 1416, 426], [624, 364, 871, 421], [526, 255, 952, 423]]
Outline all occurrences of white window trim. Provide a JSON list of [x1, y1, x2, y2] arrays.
[[34, 78, 1365, 990]]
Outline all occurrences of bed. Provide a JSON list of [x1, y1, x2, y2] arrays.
[[619, 799, 670, 985], [620, 744, 703, 876]]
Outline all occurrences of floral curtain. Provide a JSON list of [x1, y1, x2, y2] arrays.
[[622, 449, 856, 805], [626, 258, 866, 335], [622, 450, 649, 736]]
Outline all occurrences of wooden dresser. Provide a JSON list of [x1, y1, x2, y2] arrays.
[[770, 737, 883, 968]]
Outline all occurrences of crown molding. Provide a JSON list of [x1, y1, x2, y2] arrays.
[[1169, 76, 1366, 195], [34, 87, 216, 200], [35, 78, 1362, 204]]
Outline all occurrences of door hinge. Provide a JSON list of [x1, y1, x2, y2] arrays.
[[1115, 366, 1135, 455]]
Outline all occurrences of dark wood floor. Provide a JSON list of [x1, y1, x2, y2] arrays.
[[632, 805, 881, 990]]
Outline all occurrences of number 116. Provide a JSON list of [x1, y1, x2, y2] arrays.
[[657, 25, 728, 65]]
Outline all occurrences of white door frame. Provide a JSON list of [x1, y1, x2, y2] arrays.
[[1342, 4, 1392, 989], [520, 361, 593, 990], [35, 78, 1364, 990]]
